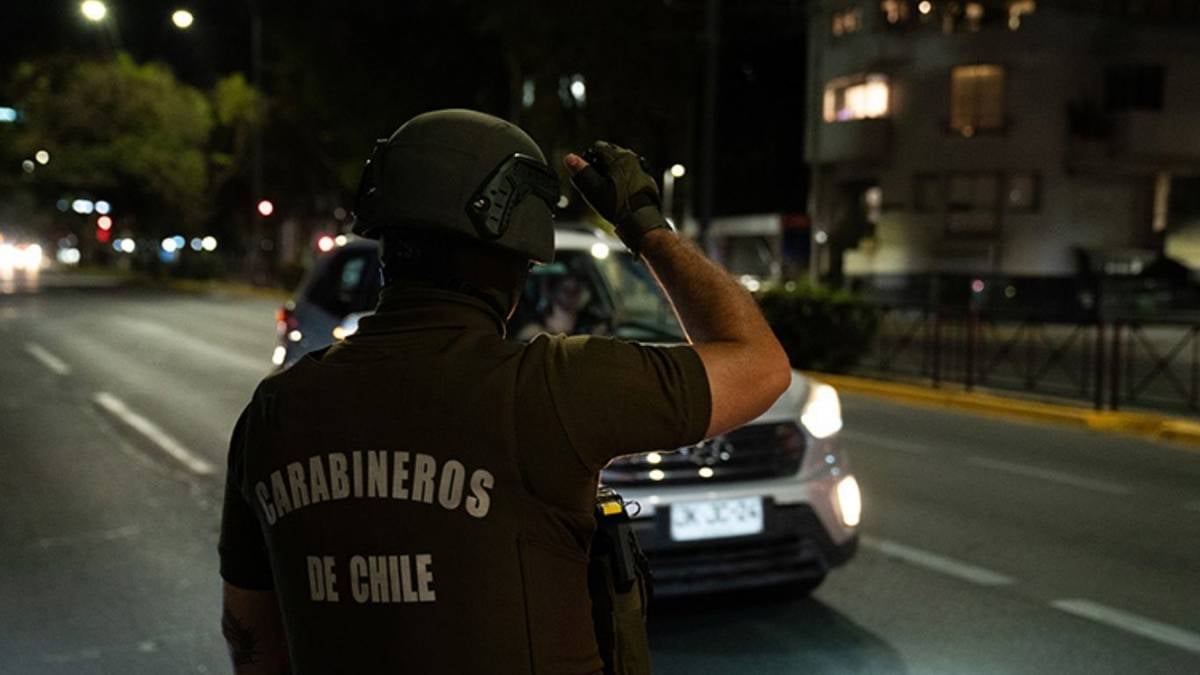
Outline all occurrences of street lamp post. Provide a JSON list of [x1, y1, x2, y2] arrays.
[[247, 0, 269, 279], [160, 4, 263, 224], [662, 163, 686, 231], [249, 0, 263, 212], [160, 2, 268, 275]]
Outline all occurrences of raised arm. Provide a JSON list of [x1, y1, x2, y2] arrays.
[[565, 144, 790, 438], [638, 230, 789, 436]]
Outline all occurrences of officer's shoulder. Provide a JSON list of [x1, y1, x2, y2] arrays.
[[523, 333, 643, 362], [254, 349, 323, 396], [257, 363, 294, 391]]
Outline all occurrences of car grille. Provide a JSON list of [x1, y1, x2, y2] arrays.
[[644, 535, 826, 596], [601, 422, 806, 487]]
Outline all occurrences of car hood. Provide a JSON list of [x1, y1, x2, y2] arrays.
[[749, 370, 810, 426]]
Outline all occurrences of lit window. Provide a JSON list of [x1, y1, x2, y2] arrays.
[[1007, 0, 1036, 29], [965, 2, 984, 30], [832, 7, 864, 36], [824, 74, 890, 122], [880, 0, 911, 24], [950, 65, 1005, 136]]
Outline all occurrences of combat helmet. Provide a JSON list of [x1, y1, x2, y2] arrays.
[[351, 109, 558, 263]]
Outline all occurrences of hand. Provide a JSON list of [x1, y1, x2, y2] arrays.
[[563, 141, 672, 256]]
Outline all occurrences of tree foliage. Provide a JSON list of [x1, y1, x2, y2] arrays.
[[759, 282, 880, 373], [4, 53, 260, 235]]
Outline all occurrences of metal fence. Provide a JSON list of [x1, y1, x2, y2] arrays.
[[858, 308, 1200, 414]]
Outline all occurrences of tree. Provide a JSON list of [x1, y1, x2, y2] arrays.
[[3, 53, 260, 241]]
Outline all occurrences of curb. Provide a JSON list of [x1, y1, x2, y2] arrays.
[[806, 372, 1200, 451]]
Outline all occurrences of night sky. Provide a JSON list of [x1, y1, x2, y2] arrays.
[[1, 1, 808, 218]]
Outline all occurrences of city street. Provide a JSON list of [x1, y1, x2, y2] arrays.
[[2, 275, 1199, 674]]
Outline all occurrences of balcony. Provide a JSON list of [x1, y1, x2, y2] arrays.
[[810, 118, 892, 164]]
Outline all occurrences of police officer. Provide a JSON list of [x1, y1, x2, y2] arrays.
[[218, 109, 790, 674]]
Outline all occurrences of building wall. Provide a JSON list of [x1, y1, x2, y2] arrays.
[[808, 1, 1200, 278]]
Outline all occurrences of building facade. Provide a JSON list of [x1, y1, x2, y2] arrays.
[[805, 0, 1200, 284]]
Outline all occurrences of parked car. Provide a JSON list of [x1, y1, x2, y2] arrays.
[[273, 227, 860, 595]]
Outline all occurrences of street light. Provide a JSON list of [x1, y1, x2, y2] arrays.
[[80, 0, 108, 22], [662, 164, 687, 226], [171, 9, 194, 29]]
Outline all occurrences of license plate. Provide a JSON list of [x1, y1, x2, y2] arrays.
[[669, 496, 764, 542]]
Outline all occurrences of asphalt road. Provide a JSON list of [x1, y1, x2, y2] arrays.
[[2, 273, 1198, 674]]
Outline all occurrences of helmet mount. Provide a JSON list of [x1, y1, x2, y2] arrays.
[[465, 153, 559, 241]]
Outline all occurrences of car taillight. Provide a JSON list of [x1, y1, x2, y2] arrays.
[[275, 306, 299, 335]]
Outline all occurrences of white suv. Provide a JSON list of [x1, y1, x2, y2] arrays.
[[274, 227, 860, 595]]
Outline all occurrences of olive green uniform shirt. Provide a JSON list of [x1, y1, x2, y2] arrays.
[[219, 286, 711, 674]]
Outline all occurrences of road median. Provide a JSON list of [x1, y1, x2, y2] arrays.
[[808, 372, 1200, 451]]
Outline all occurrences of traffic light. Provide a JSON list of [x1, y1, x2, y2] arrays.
[[257, 199, 275, 217]]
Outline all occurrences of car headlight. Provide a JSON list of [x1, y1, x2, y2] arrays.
[[835, 475, 862, 528], [800, 383, 843, 439]]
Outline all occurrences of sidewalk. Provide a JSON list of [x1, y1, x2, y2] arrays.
[[810, 372, 1200, 451]]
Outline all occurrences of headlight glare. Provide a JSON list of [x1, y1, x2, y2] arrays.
[[801, 383, 843, 439], [836, 475, 862, 528]]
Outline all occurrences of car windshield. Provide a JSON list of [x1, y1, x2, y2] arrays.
[[510, 248, 685, 343], [717, 235, 775, 278]]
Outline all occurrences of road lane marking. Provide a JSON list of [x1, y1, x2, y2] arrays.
[[1051, 599, 1200, 655], [93, 392, 216, 476], [118, 316, 268, 374], [965, 456, 1132, 496], [839, 430, 930, 454], [860, 535, 1014, 587], [25, 342, 71, 376]]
